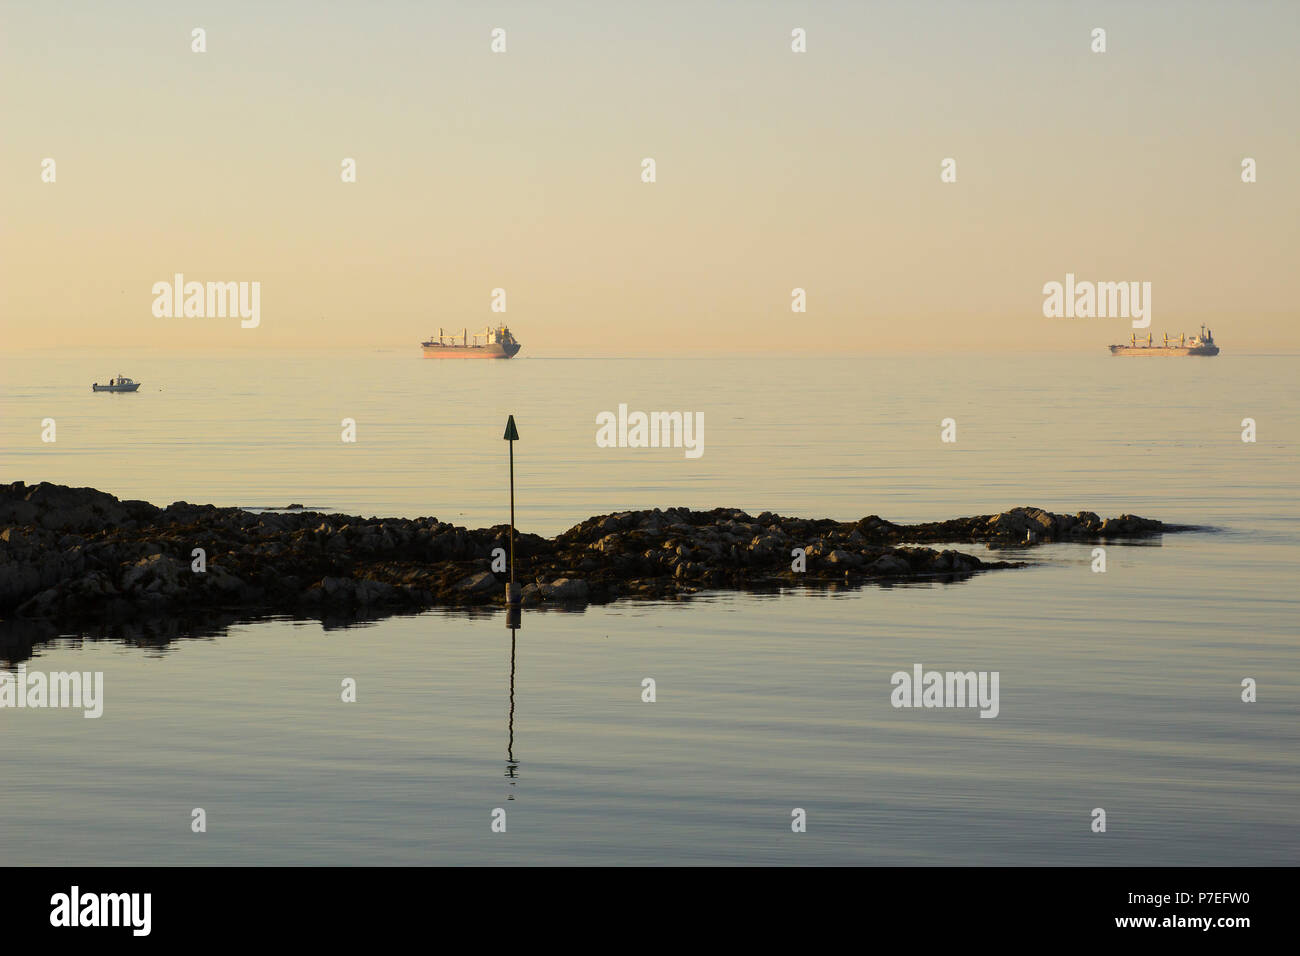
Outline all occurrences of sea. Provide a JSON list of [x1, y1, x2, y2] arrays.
[[1, 350, 1296, 865]]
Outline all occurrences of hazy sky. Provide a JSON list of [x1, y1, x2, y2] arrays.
[[3, 0, 1297, 354]]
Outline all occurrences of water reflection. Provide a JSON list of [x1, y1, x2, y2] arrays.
[[504, 606, 521, 798], [0, 608, 440, 667], [0, 573, 987, 665]]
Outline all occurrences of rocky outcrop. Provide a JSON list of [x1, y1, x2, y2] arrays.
[[855, 506, 1175, 543], [0, 481, 1184, 624]]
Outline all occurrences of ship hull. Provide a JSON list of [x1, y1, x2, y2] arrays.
[[1108, 346, 1219, 356], [421, 343, 521, 359]]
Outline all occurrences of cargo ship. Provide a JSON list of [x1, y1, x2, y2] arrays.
[[422, 325, 521, 359], [1109, 326, 1219, 357]]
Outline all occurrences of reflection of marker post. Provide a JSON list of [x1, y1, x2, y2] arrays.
[[504, 415, 521, 606], [504, 611, 519, 780]]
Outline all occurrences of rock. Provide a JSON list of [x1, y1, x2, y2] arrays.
[[988, 511, 1029, 536], [121, 554, 183, 595], [0, 563, 42, 605], [72, 571, 116, 597], [855, 515, 898, 535], [456, 570, 498, 593], [356, 580, 396, 604], [541, 578, 589, 602], [594, 534, 623, 553], [205, 566, 245, 595], [17, 587, 62, 616], [869, 554, 911, 576], [826, 549, 861, 566], [321, 576, 354, 600]]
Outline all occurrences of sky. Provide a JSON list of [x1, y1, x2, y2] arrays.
[[2, 0, 1298, 355]]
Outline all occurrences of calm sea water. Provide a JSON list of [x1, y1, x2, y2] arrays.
[[1, 352, 1297, 865]]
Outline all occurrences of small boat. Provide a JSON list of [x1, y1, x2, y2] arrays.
[[92, 376, 141, 392]]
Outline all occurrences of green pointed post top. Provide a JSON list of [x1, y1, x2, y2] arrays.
[[503, 415, 519, 441]]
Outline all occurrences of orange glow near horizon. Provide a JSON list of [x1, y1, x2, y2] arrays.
[[3, 2, 1297, 355]]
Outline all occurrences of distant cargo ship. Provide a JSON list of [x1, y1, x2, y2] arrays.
[[422, 325, 521, 359], [1109, 326, 1219, 357]]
